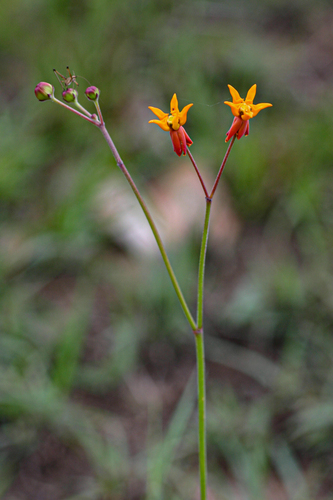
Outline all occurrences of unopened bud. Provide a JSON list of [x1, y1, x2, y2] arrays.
[[34, 82, 54, 101], [62, 88, 78, 103], [85, 86, 100, 101]]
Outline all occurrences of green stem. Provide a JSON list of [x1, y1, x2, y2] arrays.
[[195, 330, 207, 500], [98, 123, 197, 331], [194, 196, 212, 500], [197, 198, 212, 330]]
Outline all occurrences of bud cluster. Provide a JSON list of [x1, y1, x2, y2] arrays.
[[34, 72, 101, 126]]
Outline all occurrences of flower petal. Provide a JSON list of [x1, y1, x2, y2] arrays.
[[252, 102, 272, 117], [225, 116, 242, 142], [170, 93, 179, 115], [170, 129, 182, 156], [179, 103, 193, 126], [224, 101, 241, 117], [184, 128, 193, 147], [228, 85, 243, 104], [244, 120, 250, 136], [237, 119, 248, 139], [178, 126, 188, 155], [148, 106, 168, 120], [149, 119, 170, 132], [245, 84, 257, 104]]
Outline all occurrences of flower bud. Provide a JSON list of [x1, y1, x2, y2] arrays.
[[34, 82, 54, 101], [85, 86, 100, 101], [62, 88, 78, 103]]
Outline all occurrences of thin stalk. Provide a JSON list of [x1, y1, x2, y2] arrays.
[[209, 135, 236, 199], [99, 123, 197, 331], [52, 97, 99, 125], [187, 148, 209, 198], [74, 99, 93, 118], [195, 330, 207, 500], [94, 100, 104, 125]]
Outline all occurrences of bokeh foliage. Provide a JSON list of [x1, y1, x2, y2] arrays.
[[1, 0, 333, 498]]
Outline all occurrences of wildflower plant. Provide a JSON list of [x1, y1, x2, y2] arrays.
[[35, 72, 272, 500]]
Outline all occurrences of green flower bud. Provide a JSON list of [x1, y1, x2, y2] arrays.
[[85, 86, 100, 101], [34, 82, 54, 101], [62, 88, 78, 103]]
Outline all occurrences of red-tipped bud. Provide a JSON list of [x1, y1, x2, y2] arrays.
[[62, 88, 78, 103], [34, 82, 54, 101], [85, 86, 100, 101]]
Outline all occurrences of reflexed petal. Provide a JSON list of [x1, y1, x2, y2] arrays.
[[244, 120, 250, 136], [184, 128, 193, 147], [148, 106, 168, 119], [179, 103, 193, 125], [252, 102, 273, 116], [237, 119, 248, 139], [149, 119, 170, 132], [228, 85, 243, 104], [170, 129, 182, 156], [177, 126, 187, 155], [245, 84, 257, 104], [170, 94, 179, 114], [225, 116, 242, 142]]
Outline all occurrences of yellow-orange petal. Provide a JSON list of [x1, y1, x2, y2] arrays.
[[245, 84, 257, 104], [170, 93, 179, 115], [227, 85, 243, 104], [251, 102, 273, 117], [149, 119, 170, 132], [179, 103, 193, 126], [224, 100, 240, 117], [148, 106, 168, 120]]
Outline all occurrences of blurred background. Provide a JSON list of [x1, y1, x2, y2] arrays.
[[1, 0, 333, 498]]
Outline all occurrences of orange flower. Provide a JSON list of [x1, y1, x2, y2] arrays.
[[224, 84, 272, 142], [149, 94, 193, 156]]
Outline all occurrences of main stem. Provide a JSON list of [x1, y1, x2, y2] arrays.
[[194, 134, 235, 498], [99, 124, 197, 331], [197, 198, 212, 330], [194, 197, 212, 500]]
